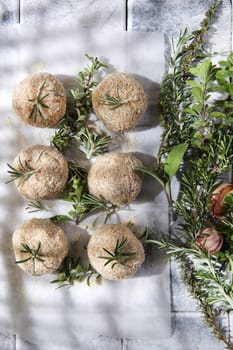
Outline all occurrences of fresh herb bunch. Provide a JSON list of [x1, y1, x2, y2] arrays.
[[78, 126, 111, 159], [139, 0, 233, 346], [148, 234, 233, 347], [51, 175, 118, 224], [51, 54, 111, 158], [71, 54, 107, 121], [51, 256, 101, 287], [49, 55, 117, 225], [159, 0, 219, 157]]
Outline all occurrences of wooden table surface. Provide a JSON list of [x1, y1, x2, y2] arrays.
[[0, 1, 232, 349]]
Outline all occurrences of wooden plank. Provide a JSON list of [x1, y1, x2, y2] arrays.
[[127, 0, 231, 40], [125, 314, 227, 350], [0, 332, 15, 350], [20, 0, 126, 29], [0, 0, 19, 25]]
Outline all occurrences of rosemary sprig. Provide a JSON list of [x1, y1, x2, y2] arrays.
[[51, 256, 101, 287], [51, 55, 109, 156], [144, 1, 233, 346], [6, 158, 38, 186], [101, 91, 132, 110], [78, 127, 111, 159], [71, 54, 108, 121], [99, 238, 136, 269], [15, 242, 45, 275], [25, 200, 47, 213], [56, 176, 118, 224], [68, 160, 86, 180], [81, 193, 118, 224], [28, 80, 49, 121], [51, 113, 79, 153], [149, 236, 233, 346]]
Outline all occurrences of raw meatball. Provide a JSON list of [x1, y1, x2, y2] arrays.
[[92, 72, 147, 132], [12, 72, 66, 127], [11, 145, 68, 200], [87, 152, 143, 205], [87, 224, 145, 280], [12, 218, 68, 276]]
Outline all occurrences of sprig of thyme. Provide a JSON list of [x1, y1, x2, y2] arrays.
[[98, 238, 136, 268], [15, 242, 45, 275], [28, 80, 49, 121], [51, 256, 101, 287], [6, 158, 38, 186]]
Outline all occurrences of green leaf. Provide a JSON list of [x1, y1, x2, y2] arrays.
[[218, 60, 231, 67], [228, 83, 233, 95], [216, 70, 229, 80], [209, 111, 227, 119], [164, 143, 188, 180], [191, 87, 203, 101], [186, 80, 202, 88], [190, 59, 211, 82], [135, 166, 166, 188], [184, 107, 198, 115]]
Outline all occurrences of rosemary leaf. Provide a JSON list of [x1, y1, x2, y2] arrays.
[[98, 238, 136, 269]]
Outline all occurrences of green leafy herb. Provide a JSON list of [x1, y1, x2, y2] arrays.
[[101, 91, 132, 110], [145, 1, 233, 347], [57, 176, 118, 224], [50, 55, 111, 157], [51, 256, 102, 287], [25, 200, 47, 213], [28, 80, 49, 121], [164, 143, 188, 180], [78, 126, 111, 159], [15, 242, 45, 275], [6, 158, 38, 186], [98, 238, 136, 268], [68, 160, 86, 180], [51, 55, 108, 154], [136, 143, 188, 205]]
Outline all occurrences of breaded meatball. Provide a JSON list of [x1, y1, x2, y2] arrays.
[[92, 72, 147, 132], [87, 224, 145, 280], [12, 72, 66, 127], [87, 152, 143, 205], [11, 145, 68, 200], [12, 218, 68, 276]]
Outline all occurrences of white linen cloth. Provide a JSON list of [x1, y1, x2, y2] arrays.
[[0, 24, 170, 346]]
